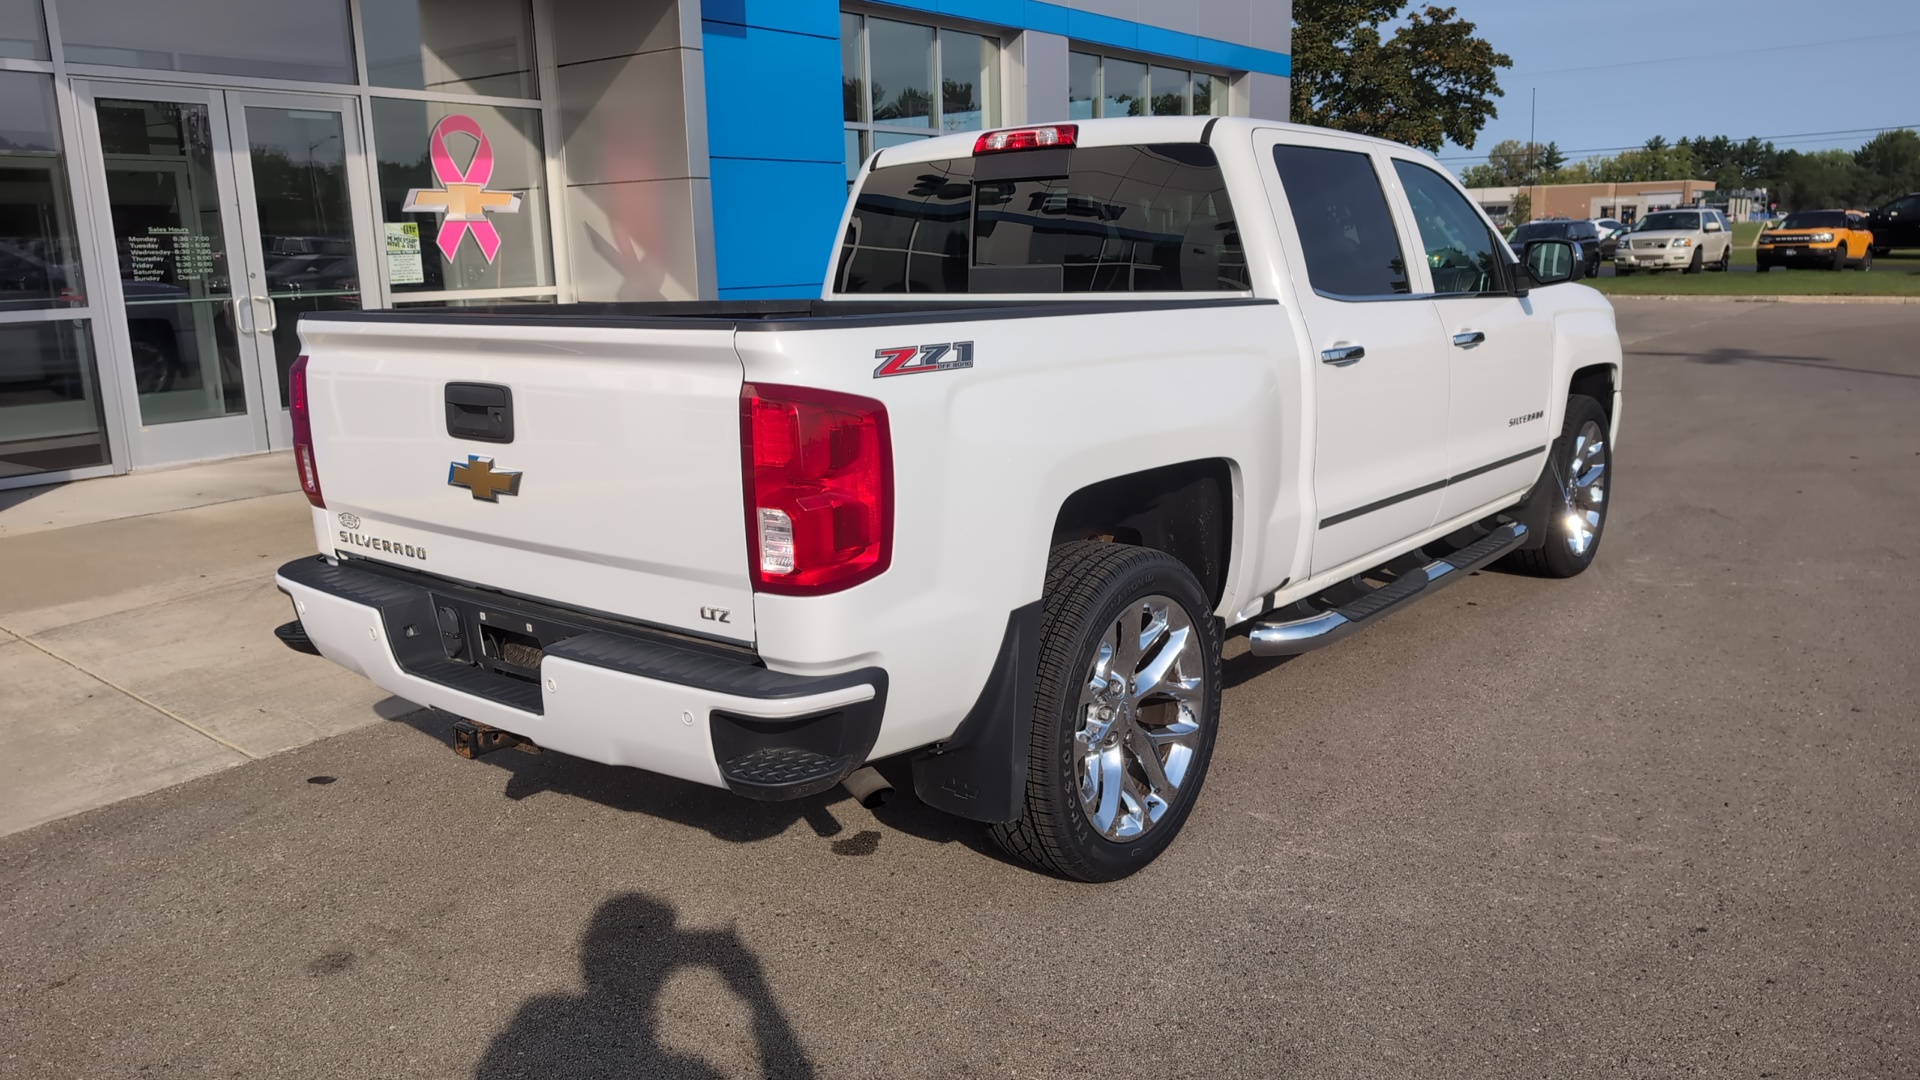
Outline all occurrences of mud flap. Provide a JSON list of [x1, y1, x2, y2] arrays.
[[910, 602, 1042, 823]]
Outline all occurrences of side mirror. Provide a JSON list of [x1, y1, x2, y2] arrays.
[[1522, 239, 1578, 290], [1705, 220, 1724, 232]]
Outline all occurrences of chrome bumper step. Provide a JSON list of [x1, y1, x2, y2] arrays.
[[1247, 523, 1528, 657]]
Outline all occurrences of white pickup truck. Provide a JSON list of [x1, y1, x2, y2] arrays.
[[276, 117, 1621, 881]]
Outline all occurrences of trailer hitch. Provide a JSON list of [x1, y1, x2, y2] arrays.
[[450, 718, 540, 759]]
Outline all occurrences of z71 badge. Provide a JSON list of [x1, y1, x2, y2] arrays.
[[874, 341, 974, 378]]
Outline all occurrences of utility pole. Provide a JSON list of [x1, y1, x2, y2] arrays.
[[1529, 87, 1538, 215]]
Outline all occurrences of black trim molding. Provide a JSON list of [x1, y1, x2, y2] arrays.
[[1319, 445, 1547, 529]]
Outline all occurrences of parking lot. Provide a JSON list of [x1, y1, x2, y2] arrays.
[[2, 299, 1916, 1079]]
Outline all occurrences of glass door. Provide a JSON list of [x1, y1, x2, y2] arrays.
[[75, 82, 260, 467], [75, 82, 379, 466], [224, 91, 379, 449]]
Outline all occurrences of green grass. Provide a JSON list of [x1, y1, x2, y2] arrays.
[[1589, 254, 1920, 297]]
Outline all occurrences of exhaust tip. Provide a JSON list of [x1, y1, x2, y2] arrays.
[[841, 766, 894, 809]]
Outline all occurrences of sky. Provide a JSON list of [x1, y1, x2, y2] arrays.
[[1434, 0, 1920, 176]]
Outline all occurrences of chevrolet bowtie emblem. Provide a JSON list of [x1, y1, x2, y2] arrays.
[[448, 455, 522, 501]]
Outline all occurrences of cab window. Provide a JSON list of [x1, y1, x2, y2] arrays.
[[1271, 144, 1410, 299], [1391, 159, 1504, 295]]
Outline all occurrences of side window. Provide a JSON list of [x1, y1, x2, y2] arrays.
[[1270, 144, 1409, 298], [1391, 159, 1504, 296]]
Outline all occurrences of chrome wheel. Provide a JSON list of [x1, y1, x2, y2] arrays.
[[1561, 419, 1608, 558], [1073, 595, 1207, 842]]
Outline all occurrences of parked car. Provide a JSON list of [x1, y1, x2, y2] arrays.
[[275, 117, 1622, 882], [1863, 193, 1920, 256], [1592, 218, 1627, 242], [1755, 209, 1875, 272], [1614, 208, 1734, 274], [1507, 219, 1605, 278]]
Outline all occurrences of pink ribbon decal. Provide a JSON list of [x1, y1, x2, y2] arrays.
[[401, 114, 523, 264]]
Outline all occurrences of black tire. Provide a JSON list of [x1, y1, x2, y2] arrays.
[[1683, 248, 1704, 274], [1501, 394, 1612, 579], [1831, 245, 1848, 271], [1859, 248, 1874, 272], [990, 542, 1223, 882], [1715, 244, 1732, 271], [1754, 260, 1769, 273], [1872, 245, 1890, 258]]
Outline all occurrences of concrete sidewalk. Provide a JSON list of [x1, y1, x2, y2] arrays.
[[0, 453, 415, 836]]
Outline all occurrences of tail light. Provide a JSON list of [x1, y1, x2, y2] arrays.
[[975, 124, 1077, 154], [740, 383, 892, 595], [289, 354, 324, 508]]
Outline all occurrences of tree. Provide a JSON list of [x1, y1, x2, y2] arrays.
[[1461, 139, 1543, 187], [1291, 1, 1512, 151], [1854, 128, 1920, 206], [1539, 141, 1566, 173], [1507, 191, 1532, 226]]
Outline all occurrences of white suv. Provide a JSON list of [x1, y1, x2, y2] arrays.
[[1615, 208, 1733, 274]]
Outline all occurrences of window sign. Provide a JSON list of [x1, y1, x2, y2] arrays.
[[373, 99, 551, 293], [385, 222, 424, 284], [401, 114, 522, 264]]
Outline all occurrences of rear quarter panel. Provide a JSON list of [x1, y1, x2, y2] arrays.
[[740, 302, 1299, 757]]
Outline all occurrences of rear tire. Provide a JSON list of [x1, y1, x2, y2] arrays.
[[1501, 394, 1611, 579], [990, 543, 1223, 882]]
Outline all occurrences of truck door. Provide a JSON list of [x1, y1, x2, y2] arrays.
[[1386, 157, 1554, 525], [1261, 133, 1451, 578]]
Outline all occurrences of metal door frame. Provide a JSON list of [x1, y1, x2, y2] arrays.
[[222, 88, 382, 449], [71, 79, 268, 469]]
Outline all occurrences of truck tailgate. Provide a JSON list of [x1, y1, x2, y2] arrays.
[[300, 318, 753, 642]]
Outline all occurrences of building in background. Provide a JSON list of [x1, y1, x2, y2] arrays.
[[1469, 179, 1719, 226], [0, 0, 1291, 488]]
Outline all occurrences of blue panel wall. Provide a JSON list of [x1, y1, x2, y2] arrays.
[[703, 0, 847, 298], [700, 0, 1291, 297]]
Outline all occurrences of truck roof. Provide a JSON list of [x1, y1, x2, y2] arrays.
[[869, 116, 1436, 170]]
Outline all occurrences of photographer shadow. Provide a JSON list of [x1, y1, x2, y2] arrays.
[[475, 892, 814, 1080]]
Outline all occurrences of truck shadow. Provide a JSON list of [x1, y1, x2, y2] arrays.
[[393, 709, 1025, 867], [474, 890, 815, 1080]]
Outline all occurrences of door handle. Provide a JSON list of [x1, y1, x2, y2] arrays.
[[1452, 331, 1486, 348], [1320, 344, 1365, 366], [254, 296, 278, 334], [228, 295, 253, 334]]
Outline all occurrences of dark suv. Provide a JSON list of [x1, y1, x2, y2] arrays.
[[1865, 193, 1920, 255], [1507, 219, 1605, 278]]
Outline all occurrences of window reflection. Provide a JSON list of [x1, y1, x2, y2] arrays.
[[0, 0, 49, 60], [0, 72, 85, 311], [57, 0, 355, 83], [0, 320, 110, 478], [362, 0, 538, 99]]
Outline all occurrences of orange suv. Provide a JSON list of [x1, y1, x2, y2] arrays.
[[1755, 209, 1874, 271]]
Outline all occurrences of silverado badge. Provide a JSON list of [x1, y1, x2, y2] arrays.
[[448, 455, 523, 501]]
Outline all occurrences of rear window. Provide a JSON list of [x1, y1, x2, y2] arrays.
[[1779, 210, 1847, 229], [834, 143, 1251, 294]]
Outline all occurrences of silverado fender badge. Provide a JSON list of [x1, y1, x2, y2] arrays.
[[448, 455, 523, 501], [874, 341, 974, 378]]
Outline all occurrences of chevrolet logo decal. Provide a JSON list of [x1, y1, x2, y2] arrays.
[[447, 455, 522, 501]]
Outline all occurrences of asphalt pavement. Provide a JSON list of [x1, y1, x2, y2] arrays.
[[2, 300, 1916, 1079]]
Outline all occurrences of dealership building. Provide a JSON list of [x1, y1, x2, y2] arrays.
[[0, 0, 1291, 488]]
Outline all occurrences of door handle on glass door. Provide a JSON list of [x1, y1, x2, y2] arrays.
[[1320, 344, 1365, 366], [229, 295, 254, 335], [253, 296, 278, 334], [1452, 331, 1486, 348]]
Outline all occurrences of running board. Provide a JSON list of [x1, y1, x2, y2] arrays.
[[1247, 523, 1528, 657]]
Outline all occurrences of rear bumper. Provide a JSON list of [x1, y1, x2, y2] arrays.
[[275, 556, 886, 800]]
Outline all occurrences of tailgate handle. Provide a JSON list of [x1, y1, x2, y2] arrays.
[[445, 383, 514, 443]]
